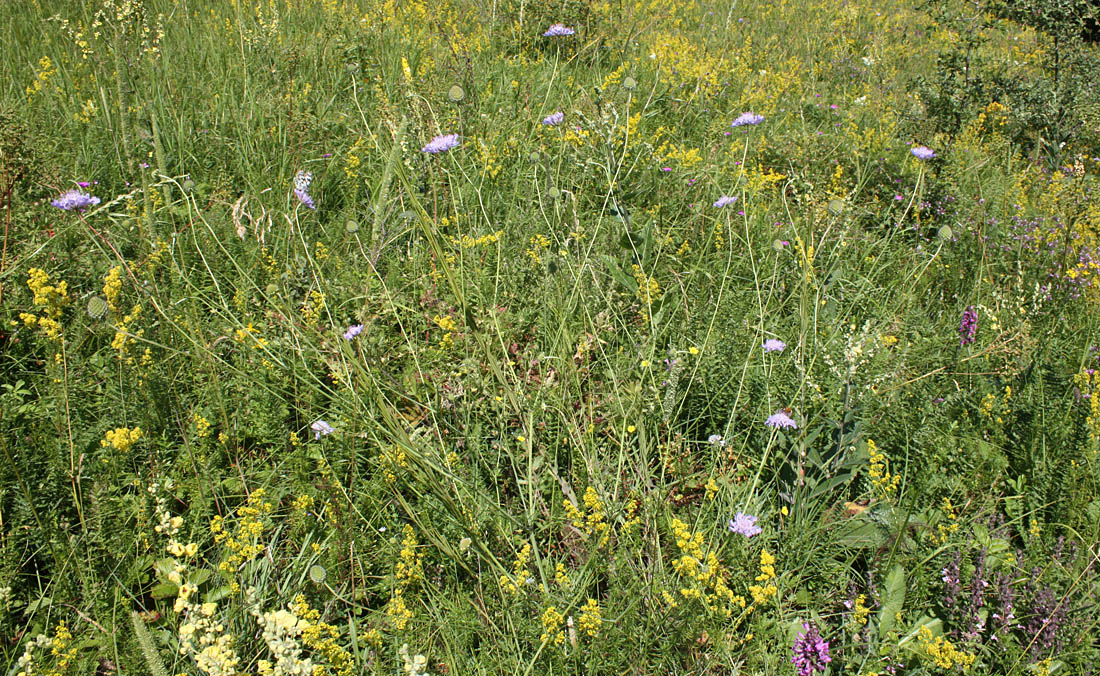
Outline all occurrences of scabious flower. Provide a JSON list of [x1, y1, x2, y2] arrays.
[[911, 145, 936, 160], [543, 23, 575, 36], [293, 170, 315, 209], [51, 189, 100, 211], [707, 434, 726, 447], [731, 112, 765, 128], [959, 306, 977, 346], [763, 338, 786, 353], [344, 324, 364, 341], [421, 133, 460, 154], [542, 112, 564, 126], [791, 622, 832, 676], [713, 195, 738, 208], [728, 512, 763, 538], [311, 420, 334, 440], [765, 410, 798, 429]]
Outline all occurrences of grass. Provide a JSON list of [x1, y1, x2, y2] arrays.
[[1, 0, 1099, 674]]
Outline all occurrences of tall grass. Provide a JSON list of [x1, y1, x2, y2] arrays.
[[1, 0, 1099, 674]]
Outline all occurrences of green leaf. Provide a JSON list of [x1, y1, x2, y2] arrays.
[[599, 255, 637, 292], [149, 582, 178, 600], [878, 563, 907, 640]]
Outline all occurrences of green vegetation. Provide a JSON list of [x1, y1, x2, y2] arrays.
[[2, 0, 1099, 674]]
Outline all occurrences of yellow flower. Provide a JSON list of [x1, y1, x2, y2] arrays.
[[577, 598, 601, 637]]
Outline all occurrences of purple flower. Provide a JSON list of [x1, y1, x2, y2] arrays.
[[294, 188, 315, 209], [77, 181, 96, 188], [422, 133, 460, 154], [543, 23, 575, 37], [713, 195, 738, 208], [293, 170, 316, 209], [731, 112, 765, 128], [791, 622, 832, 676], [542, 112, 564, 125], [763, 339, 786, 353], [728, 512, 763, 538], [311, 420, 335, 440], [51, 189, 100, 212], [765, 410, 798, 429], [911, 145, 936, 160], [959, 306, 977, 346], [344, 324, 364, 341]]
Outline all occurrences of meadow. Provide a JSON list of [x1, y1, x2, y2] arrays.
[[2, 0, 1100, 673]]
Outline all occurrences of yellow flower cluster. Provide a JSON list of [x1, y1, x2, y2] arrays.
[[388, 525, 424, 630], [103, 266, 123, 313], [866, 439, 900, 498], [210, 489, 273, 573], [433, 315, 458, 349], [525, 234, 550, 265], [918, 626, 976, 670], [396, 524, 425, 586], [251, 601, 313, 676], [148, 479, 239, 676], [301, 290, 326, 327], [748, 549, 778, 607], [111, 304, 144, 358], [102, 426, 143, 453], [621, 498, 641, 535], [631, 264, 662, 309], [655, 141, 704, 169], [15, 620, 76, 676], [448, 230, 503, 249], [851, 594, 871, 628], [577, 598, 602, 638], [498, 543, 531, 595], [379, 446, 409, 483], [344, 137, 364, 180], [25, 56, 57, 99], [18, 268, 69, 341], [194, 414, 212, 439], [1073, 368, 1100, 447], [540, 606, 566, 646], [934, 498, 960, 544], [234, 322, 269, 350], [292, 595, 356, 676], [668, 518, 745, 617], [553, 562, 571, 589], [562, 486, 610, 545]]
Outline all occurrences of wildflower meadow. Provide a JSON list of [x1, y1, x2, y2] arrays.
[[3, 0, 1100, 674]]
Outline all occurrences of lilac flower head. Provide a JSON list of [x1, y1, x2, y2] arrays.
[[51, 189, 101, 212], [344, 324, 364, 341], [293, 170, 315, 209], [543, 23, 575, 37], [311, 419, 335, 440], [542, 112, 564, 126], [421, 133, 460, 154], [911, 145, 936, 160], [791, 622, 832, 676], [731, 112, 765, 128], [765, 410, 798, 429], [763, 339, 786, 353], [713, 195, 738, 208], [728, 512, 763, 538], [959, 306, 978, 346], [707, 434, 726, 447]]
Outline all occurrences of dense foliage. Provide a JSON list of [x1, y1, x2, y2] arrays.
[[1, 0, 1098, 674]]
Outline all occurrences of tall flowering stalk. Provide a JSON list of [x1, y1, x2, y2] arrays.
[[791, 622, 832, 675], [959, 306, 977, 346]]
